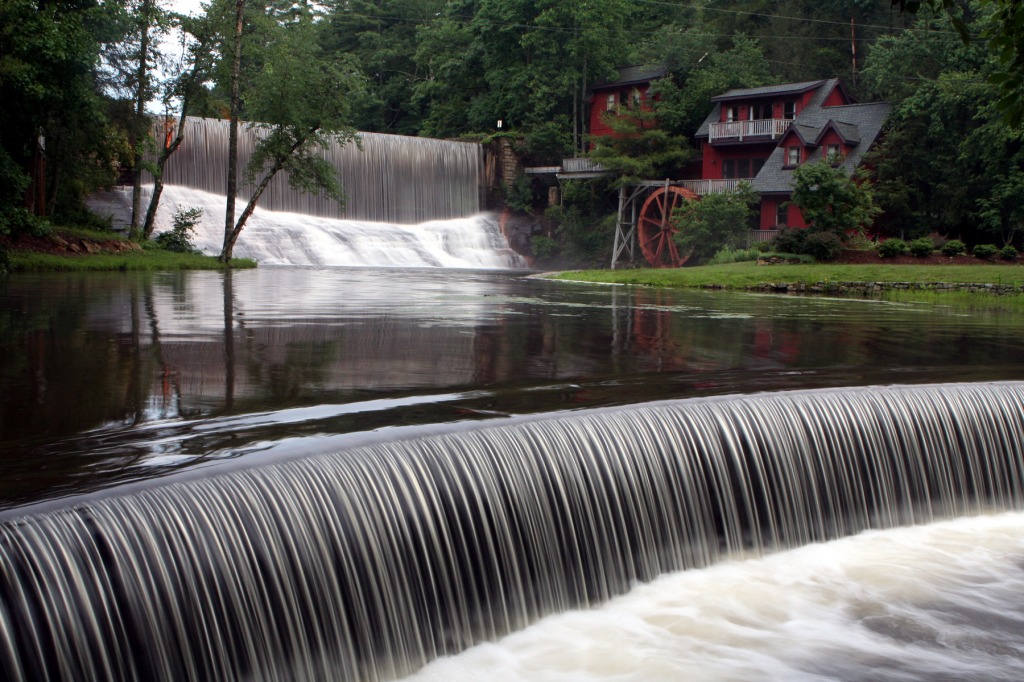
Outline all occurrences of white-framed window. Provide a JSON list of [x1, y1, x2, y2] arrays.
[[826, 144, 842, 164], [786, 146, 801, 166], [631, 88, 642, 108], [783, 101, 797, 119], [776, 201, 788, 227], [606, 94, 616, 111], [726, 106, 737, 122]]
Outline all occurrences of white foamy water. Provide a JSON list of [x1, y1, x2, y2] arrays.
[[148, 185, 527, 269], [403, 512, 1024, 682]]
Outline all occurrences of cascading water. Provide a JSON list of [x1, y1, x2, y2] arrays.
[[133, 117, 527, 268], [1, 382, 1023, 681], [158, 118, 481, 223], [148, 185, 527, 269]]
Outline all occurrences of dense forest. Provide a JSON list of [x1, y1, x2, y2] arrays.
[[0, 0, 1021, 263]]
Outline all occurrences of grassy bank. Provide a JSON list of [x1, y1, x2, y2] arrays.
[[549, 261, 1024, 312], [3, 227, 256, 272], [8, 250, 257, 272], [549, 261, 1024, 289]]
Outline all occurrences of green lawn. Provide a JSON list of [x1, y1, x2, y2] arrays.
[[549, 261, 1024, 288], [8, 250, 257, 272], [3, 227, 256, 272]]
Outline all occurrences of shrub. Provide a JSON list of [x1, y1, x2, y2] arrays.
[[941, 239, 966, 257], [755, 240, 773, 253], [878, 238, 908, 258], [972, 243, 999, 259], [845, 232, 875, 251], [803, 231, 844, 261], [1000, 245, 1018, 261], [672, 184, 759, 264], [530, 235, 559, 260], [908, 237, 934, 257], [708, 246, 760, 265], [154, 207, 203, 254], [772, 228, 807, 255]]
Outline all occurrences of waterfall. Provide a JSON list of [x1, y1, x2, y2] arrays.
[[2, 382, 1022, 681], [149, 186, 527, 269], [158, 117, 482, 223], [132, 118, 529, 268]]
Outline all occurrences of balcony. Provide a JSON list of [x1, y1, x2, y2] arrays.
[[677, 179, 749, 195], [709, 118, 791, 143]]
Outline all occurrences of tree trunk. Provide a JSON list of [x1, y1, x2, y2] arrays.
[[220, 0, 245, 263], [221, 146, 296, 259], [130, 0, 153, 239], [142, 113, 189, 239]]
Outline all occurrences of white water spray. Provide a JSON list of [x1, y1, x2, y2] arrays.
[[149, 185, 527, 269]]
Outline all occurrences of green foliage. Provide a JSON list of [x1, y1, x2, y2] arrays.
[[878, 238, 908, 258], [543, 179, 616, 264], [908, 237, 936, 257], [154, 207, 203, 254], [893, 0, 1024, 126], [802, 231, 844, 261], [650, 36, 775, 136], [0, 0, 128, 221], [772, 228, 807, 255], [1000, 245, 1018, 260], [586, 108, 692, 186], [671, 184, 758, 265], [941, 239, 966, 256], [530, 235, 559, 260], [791, 162, 880, 238], [503, 175, 535, 215], [708, 246, 759, 265], [972, 243, 999, 259]]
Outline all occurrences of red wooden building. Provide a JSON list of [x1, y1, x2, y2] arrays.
[[587, 65, 666, 140], [693, 78, 890, 232]]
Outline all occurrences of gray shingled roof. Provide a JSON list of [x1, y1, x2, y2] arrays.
[[696, 78, 840, 138], [710, 80, 825, 102], [590, 64, 668, 91], [689, 77, 889, 194], [752, 101, 891, 194]]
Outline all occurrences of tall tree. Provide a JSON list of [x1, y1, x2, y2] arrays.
[[141, 8, 221, 239], [223, 0, 245, 261], [0, 0, 127, 226], [218, 1, 363, 261]]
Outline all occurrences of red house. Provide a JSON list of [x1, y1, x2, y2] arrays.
[[587, 65, 666, 140], [693, 79, 890, 232]]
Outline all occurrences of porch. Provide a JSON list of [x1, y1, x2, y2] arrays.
[[709, 118, 791, 143]]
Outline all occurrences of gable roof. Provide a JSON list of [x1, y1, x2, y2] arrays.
[[695, 78, 857, 139], [710, 80, 825, 102], [590, 64, 668, 92], [752, 101, 891, 194]]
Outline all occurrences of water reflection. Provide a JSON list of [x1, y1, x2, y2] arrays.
[[2, 268, 1023, 506]]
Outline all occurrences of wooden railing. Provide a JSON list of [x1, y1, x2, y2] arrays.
[[677, 179, 746, 195], [561, 157, 604, 173], [748, 228, 781, 245], [709, 118, 791, 142]]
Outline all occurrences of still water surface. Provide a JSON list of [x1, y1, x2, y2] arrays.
[[2, 267, 1022, 509]]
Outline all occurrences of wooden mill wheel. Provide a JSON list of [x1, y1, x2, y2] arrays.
[[638, 185, 698, 267]]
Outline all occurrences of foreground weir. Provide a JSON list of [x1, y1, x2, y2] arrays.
[[1, 382, 1022, 680]]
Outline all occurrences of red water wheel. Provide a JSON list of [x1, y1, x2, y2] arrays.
[[638, 185, 698, 267]]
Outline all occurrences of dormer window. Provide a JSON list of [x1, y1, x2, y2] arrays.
[[785, 146, 802, 167], [826, 144, 842, 164]]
